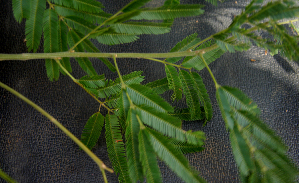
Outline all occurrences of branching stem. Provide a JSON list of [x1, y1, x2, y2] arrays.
[[198, 53, 220, 89], [0, 81, 114, 181]]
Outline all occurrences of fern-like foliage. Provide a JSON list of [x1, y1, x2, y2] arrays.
[[138, 128, 162, 183], [25, 0, 46, 52], [182, 39, 225, 71], [81, 112, 104, 150], [165, 65, 182, 100], [97, 71, 144, 98], [145, 77, 169, 94], [166, 33, 201, 63], [73, 0, 104, 13], [12, 0, 30, 23], [131, 4, 205, 20], [125, 109, 144, 182], [170, 138, 205, 154], [105, 114, 131, 183], [78, 74, 106, 88], [216, 86, 298, 182], [43, 9, 59, 81], [145, 128, 206, 183]]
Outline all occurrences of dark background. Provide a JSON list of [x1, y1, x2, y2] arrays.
[[0, 0, 298, 182]]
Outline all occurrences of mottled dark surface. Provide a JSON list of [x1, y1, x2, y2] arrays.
[[0, 0, 299, 182]]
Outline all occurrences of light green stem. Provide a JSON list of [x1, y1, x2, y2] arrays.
[[0, 81, 114, 182], [0, 169, 17, 183], [144, 57, 189, 69], [55, 59, 112, 112], [55, 59, 77, 82], [198, 53, 220, 89]]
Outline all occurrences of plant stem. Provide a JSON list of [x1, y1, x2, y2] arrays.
[[55, 59, 77, 82], [55, 59, 112, 112], [198, 53, 220, 89], [0, 81, 114, 178], [144, 57, 189, 69], [113, 55, 125, 86], [0, 169, 17, 183]]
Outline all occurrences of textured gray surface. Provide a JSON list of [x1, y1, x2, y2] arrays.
[[0, 0, 299, 182]]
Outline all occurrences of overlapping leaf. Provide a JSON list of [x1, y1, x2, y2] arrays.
[[166, 33, 201, 63], [96, 32, 139, 45], [81, 112, 104, 150], [25, 0, 46, 52], [191, 72, 213, 122], [54, 4, 110, 24], [121, 0, 151, 13], [112, 22, 171, 35], [97, 71, 144, 98], [131, 4, 204, 20], [78, 74, 106, 88], [145, 77, 169, 94], [126, 84, 174, 113], [216, 85, 298, 182], [138, 129, 162, 183], [73, 0, 104, 13], [12, 0, 30, 23], [170, 138, 205, 154], [58, 20, 72, 75], [165, 65, 182, 100], [125, 109, 144, 182], [146, 128, 206, 183], [67, 29, 97, 76], [64, 16, 96, 33], [179, 70, 201, 119], [136, 105, 205, 145], [71, 30, 116, 72], [43, 9, 59, 81], [105, 114, 131, 183], [182, 40, 225, 71]]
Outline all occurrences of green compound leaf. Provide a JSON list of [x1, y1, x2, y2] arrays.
[[191, 72, 213, 122], [145, 77, 169, 94], [58, 20, 72, 75], [43, 9, 59, 81], [81, 112, 104, 150], [25, 0, 46, 52], [132, 4, 204, 20], [95, 30, 139, 45], [67, 29, 97, 76], [97, 71, 144, 98], [138, 129, 162, 183], [166, 33, 201, 64], [146, 128, 206, 183], [12, 0, 30, 23], [121, 0, 151, 13], [179, 70, 201, 120], [73, 0, 104, 13], [125, 109, 144, 182], [182, 39, 225, 71], [54, 4, 111, 24], [105, 114, 131, 183], [78, 74, 106, 88], [112, 22, 171, 35], [165, 65, 182, 101], [170, 138, 205, 154], [126, 84, 174, 113]]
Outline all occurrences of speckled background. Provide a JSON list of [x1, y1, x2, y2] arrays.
[[0, 0, 298, 182]]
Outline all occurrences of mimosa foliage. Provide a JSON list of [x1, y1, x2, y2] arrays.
[[8, 0, 299, 182]]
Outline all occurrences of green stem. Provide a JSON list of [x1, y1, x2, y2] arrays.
[[55, 59, 112, 112], [113, 55, 125, 86], [198, 53, 220, 89], [0, 81, 114, 179], [0, 169, 17, 183], [55, 59, 77, 82], [144, 57, 189, 69]]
